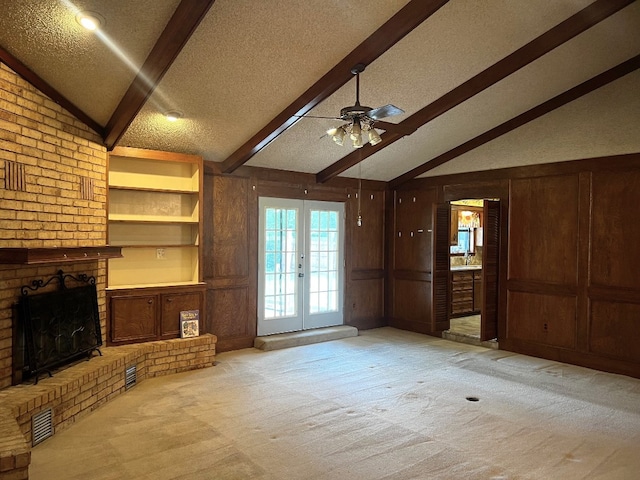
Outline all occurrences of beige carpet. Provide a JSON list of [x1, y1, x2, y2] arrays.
[[29, 328, 640, 479]]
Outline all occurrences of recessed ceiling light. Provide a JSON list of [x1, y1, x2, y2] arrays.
[[165, 111, 183, 122], [76, 11, 104, 31]]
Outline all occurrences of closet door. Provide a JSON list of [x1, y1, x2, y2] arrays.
[[481, 200, 500, 341]]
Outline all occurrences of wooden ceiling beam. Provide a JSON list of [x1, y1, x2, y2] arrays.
[[219, 0, 450, 174], [103, 0, 216, 150], [0, 45, 104, 136], [316, 0, 635, 184], [389, 54, 640, 189]]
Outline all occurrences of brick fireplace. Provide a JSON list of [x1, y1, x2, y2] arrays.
[[0, 62, 216, 479], [0, 61, 109, 390]]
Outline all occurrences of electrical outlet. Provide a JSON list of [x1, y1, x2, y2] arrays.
[[156, 248, 166, 260]]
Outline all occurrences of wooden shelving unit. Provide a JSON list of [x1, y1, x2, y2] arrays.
[[107, 147, 203, 289], [106, 147, 205, 345]]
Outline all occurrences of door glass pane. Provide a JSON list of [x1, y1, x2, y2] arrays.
[[264, 207, 297, 318], [309, 208, 339, 314]]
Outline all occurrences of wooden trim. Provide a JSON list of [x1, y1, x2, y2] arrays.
[[576, 171, 592, 351], [390, 54, 640, 188], [507, 279, 578, 297], [401, 153, 640, 190], [443, 180, 509, 202], [351, 269, 385, 281], [388, 318, 436, 336], [219, 0, 449, 173], [0, 246, 122, 265], [588, 285, 640, 304], [216, 337, 255, 352], [319, 0, 636, 184], [104, 0, 216, 149], [110, 146, 202, 163], [500, 337, 640, 379], [207, 163, 388, 191], [0, 45, 104, 135], [393, 270, 432, 282]]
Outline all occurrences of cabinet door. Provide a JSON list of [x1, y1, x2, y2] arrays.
[[110, 294, 157, 344], [161, 292, 203, 339], [473, 271, 483, 311]]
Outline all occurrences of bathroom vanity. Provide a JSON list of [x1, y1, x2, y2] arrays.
[[450, 265, 482, 317]]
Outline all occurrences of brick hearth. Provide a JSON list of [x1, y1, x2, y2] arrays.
[[0, 334, 216, 480]]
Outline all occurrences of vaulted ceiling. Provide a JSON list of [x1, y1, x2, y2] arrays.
[[1, 0, 639, 187]]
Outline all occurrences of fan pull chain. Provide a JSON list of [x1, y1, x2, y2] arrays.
[[357, 162, 362, 227]]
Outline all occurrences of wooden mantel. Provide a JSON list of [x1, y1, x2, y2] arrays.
[[0, 246, 122, 265]]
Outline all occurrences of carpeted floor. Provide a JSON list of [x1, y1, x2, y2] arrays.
[[29, 327, 640, 479]]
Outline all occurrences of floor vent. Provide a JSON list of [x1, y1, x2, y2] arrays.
[[125, 365, 137, 390], [32, 408, 53, 446]]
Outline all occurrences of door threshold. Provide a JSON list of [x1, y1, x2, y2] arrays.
[[254, 325, 358, 351], [442, 330, 499, 349]]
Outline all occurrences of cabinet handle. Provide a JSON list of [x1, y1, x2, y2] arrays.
[[167, 298, 173, 302], [148, 299, 153, 304]]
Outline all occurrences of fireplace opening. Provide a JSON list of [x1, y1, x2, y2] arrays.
[[14, 270, 102, 384]]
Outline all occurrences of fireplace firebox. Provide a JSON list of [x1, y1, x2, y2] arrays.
[[14, 270, 102, 384]]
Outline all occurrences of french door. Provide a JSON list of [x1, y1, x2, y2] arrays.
[[257, 198, 344, 336]]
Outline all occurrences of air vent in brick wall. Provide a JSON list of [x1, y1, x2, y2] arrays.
[[80, 176, 95, 200], [32, 408, 53, 446], [125, 365, 137, 390], [4, 160, 26, 191]]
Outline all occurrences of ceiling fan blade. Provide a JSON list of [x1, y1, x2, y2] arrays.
[[374, 121, 417, 136], [366, 104, 404, 120]]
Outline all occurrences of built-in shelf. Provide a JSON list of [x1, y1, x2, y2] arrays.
[[107, 146, 203, 289], [108, 185, 198, 194], [0, 246, 122, 265], [106, 147, 204, 347]]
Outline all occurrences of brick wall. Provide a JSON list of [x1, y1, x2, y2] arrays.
[[0, 334, 216, 480], [0, 62, 108, 390]]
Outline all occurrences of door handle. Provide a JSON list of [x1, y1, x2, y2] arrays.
[[298, 273, 304, 278]]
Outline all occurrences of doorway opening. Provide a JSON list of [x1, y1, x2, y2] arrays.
[[257, 198, 345, 336], [443, 198, 499, 346]]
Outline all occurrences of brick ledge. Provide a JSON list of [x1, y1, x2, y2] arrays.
[[0, 334, 216, 480]]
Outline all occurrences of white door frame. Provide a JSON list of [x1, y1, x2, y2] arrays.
[[257, 197, 344, 336]]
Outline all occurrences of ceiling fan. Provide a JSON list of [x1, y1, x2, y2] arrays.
[[305, 63, 405, 148]]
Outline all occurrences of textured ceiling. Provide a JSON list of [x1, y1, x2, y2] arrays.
[[0, 0, 638, 183], [0, 0, 180, 125]]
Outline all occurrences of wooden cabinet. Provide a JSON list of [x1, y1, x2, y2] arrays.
[[473, 271, 483, 312], [108, 285, 205, 345], [160, 291, 202, 339], [450, 268, 482, 317], [110, 293, 158, 344], [107, 147, 205, 345]]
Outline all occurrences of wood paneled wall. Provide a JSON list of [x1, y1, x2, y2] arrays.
[[388, 188, 438, 333], [202, 174, 256, 351], [202, 166, 386, 351], [394, 154, 640, 378]]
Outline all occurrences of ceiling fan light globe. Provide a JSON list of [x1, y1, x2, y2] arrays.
[[352, 134, 363, 148], [368, 129, 382, 146], [328, 126, 346, 146], [350, 121, 361, 140]]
